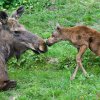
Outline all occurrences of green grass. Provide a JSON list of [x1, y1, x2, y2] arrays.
[[0, 0, 100, 100], [0, 67, 100, 100]]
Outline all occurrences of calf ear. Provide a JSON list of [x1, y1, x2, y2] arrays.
[[11, 6, 24, 19], [0, 11, 8, 24], [56, 23, 62, 32]]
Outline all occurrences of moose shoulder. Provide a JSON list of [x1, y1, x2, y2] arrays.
[[0, 6, 47, 91]]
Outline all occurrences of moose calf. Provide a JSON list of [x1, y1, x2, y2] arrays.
[[0, 6, 47, 91], [46, 24, 100, 80]]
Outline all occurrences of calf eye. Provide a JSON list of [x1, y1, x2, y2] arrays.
[[52, 34, 55, 37]]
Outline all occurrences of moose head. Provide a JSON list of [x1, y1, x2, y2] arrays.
[[0, 6, 47, 60]]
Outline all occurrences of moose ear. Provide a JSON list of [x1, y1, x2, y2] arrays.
[[0, 11, 8, 24], [11, 6, 24, 19]]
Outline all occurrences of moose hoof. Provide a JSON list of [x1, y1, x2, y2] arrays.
[[1, 80, 17, 91]]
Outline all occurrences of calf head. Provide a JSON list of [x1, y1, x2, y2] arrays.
[[46, 24, 63, 46], [0, 6, 47, 60]]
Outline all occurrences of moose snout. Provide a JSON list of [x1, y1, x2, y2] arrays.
[[39, 42, 48, 53]]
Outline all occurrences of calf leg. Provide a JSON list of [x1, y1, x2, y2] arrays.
[[70, 45, 87, 80], [70, 65, 79, 80], [0, 57, 16, 91]]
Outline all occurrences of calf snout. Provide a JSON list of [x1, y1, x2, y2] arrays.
[[46, 40, 52, 46]]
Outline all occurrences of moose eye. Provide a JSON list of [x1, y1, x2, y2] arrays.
[[14, 31, 21, 36]]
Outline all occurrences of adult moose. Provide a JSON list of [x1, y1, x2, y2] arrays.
[[0, 6, 47, 91], [46, 24, 100, 80]]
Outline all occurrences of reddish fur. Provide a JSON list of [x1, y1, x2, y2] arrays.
[[60, 26, 100, 55], [47, 25, 100, 80]]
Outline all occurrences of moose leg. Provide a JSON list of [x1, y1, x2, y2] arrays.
[[70, 45, 87, 80], [0, 58, 16, 91]]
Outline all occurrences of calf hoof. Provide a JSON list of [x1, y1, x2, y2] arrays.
[[70, 76, 75, 80], [85, 73, 90, 79], [1, 80, 17, 91]]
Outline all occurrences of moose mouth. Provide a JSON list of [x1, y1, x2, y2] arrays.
[[20, 42, 47, 54], [27, 43, 47, 54], [32, 49, 45, 54]]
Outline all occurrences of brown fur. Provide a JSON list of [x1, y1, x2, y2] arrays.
[[46, 24, 100, 80], [0, 6, 47, 91]]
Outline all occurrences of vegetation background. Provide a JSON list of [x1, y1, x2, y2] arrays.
[[0, 0, 100, 100]]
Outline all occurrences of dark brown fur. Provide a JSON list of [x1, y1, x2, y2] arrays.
[[0, 6, 47, 91], [46, 24, 100, 80]]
